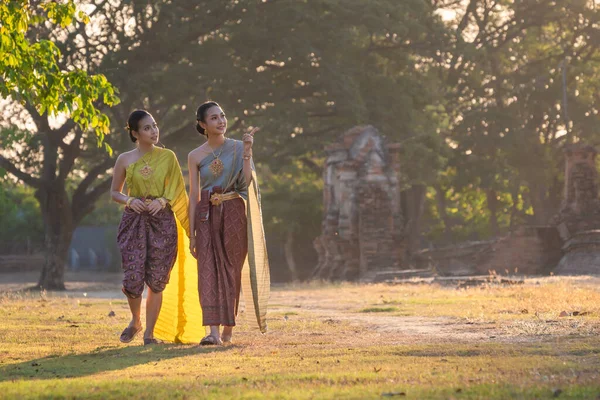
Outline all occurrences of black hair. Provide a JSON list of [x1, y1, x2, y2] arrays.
[[195, 101, 221, 137], [126, 109, 152, 143]]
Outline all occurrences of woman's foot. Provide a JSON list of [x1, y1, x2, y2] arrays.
[[199, 335, 223, 346], [221, 336, 232, 344], [119, 320, 142, 343], [143, 337, 163, 346], [221, 326, 233, 343]]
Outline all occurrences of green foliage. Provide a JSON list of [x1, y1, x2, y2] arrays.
[[259, 159, 323, 279], [57, 0, 448, 264], [80, 199, 123, 227], [436, 0, 600, 229], [0, 0, 119, 152], [88, 0, 447, 173], [0, 180, 43, 249], [5, 0, 600, 269], [260, 159, 323, 236], [424, 184, 519, 244]]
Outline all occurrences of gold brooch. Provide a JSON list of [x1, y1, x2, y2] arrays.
[[139, 164, 153, 178], [208, 142, 225, 177], [138, 148, 154, 178], [210, 193, 224, 206], [209, 158, 224, 177]]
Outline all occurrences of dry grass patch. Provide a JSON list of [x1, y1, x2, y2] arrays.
[[272, 277, 600, 338], [1, 278, 600, 399]]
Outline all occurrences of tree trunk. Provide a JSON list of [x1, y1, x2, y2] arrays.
[[434, 184, 453, 243], [404, 184, 427, 263], [284, 230, 299, 282], [35, 186, 74, 291], [528, 181, 551, 225], [486, 189, 499, 237], [509, 185, 520, 230]]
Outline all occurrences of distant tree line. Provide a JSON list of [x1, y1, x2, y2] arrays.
[[1, 0, 600, 285]]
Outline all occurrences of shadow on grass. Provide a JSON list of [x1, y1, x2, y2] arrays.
[[0, 343, 232, 381], [388, 338, 600, 358]]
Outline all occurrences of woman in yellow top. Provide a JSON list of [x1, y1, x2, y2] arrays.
[[110, 109, 201, 345]]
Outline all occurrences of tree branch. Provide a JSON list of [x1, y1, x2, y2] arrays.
[[0, 155, 42, 188], [25, 104, 51, 135], [73, 177, 112, 224], [57, 129, 84, 182], [72, 156, 114, 206], [55, 120, 77, 146], [299, 157, 322, 175]]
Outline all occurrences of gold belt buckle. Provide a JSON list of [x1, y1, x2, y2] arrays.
[[144, 198, 153, 205], [210, 193, 224, 206]]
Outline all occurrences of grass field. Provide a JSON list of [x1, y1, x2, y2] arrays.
[[1, 276, 600, 399]]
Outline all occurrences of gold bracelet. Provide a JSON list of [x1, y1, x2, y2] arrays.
[[243, 153, 252, 160], [157, 197, 167, 208], [126, 197, 134, 207]]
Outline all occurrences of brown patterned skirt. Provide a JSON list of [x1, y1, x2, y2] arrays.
[[195, 187, 248, 326], [117, 206, 178, 299]]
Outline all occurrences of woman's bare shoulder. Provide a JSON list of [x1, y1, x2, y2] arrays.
[[115, 149, 138, 166], [188, 144, 211, 164]]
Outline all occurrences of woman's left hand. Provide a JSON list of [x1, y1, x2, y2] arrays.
[[147, 199, 164, 216], [243, 127, 259, 153]]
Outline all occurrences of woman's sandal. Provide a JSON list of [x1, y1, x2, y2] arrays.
[[199, 335, 223, 346], [119, 325, 142, 343]]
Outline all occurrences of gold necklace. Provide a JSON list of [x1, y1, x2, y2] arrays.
[[138, 147, 154, 178], [208, 140, 226, 177]]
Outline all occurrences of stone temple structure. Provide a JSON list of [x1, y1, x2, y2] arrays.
[[313, 129, 600, 280], [312, 126, 404, 280], [553, 144, 600, 275]]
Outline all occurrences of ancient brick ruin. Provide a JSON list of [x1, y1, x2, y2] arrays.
[[312, 126, 404, 280], [314, 131, 600, 280], [553, 144, 600, 275]]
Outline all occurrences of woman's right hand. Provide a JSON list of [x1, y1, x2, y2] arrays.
[[129, 198, 147, 214], [189, 236, 198, 259]]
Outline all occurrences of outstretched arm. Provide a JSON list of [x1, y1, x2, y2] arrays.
[[242, 128, 258, 187]]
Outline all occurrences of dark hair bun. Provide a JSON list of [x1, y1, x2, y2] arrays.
[[196, 121, 206, 136]]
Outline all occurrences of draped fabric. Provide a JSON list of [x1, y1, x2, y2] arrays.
[[154, 218, 204, 343], [117, 207, 178, 298], [242, 169, 270, 333], [196, 191, 247, 326]]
